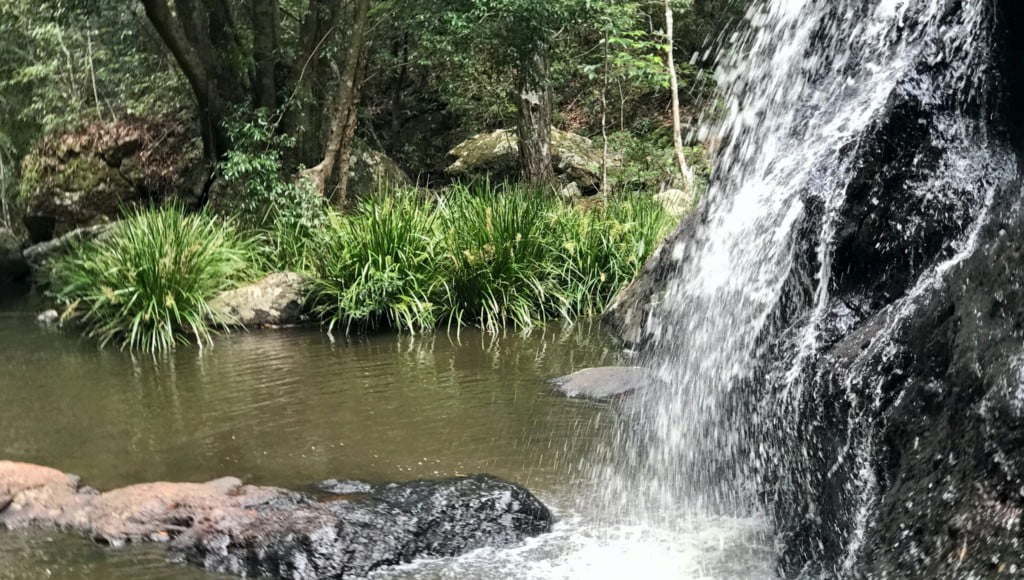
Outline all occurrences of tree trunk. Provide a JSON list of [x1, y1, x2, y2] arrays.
[[283, 0, 340, 167], [333, 50, 369, 206], [514, 53, 554, 186], [141, 0, 247, 160], [665, 0, 695, 189], [251, 0, 279, 110], [304, 0, 371, 204]]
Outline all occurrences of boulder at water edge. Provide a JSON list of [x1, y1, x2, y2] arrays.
[[209, 272, 310, 328], [0, 461, 553, 579]]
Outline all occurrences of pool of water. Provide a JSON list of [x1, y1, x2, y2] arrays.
[[0, 295, 774, 579]]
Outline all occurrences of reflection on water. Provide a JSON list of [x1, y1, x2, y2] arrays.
[[0, 300, 616, 579], [0, 297, 775, 579]]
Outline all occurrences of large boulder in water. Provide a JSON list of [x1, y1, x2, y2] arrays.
[[605, 0, 1024, 577], [549, 366, 665, 400], [17, 117, 203, 243], [209, 272, 310, 328], [0, 461, 552, 579]]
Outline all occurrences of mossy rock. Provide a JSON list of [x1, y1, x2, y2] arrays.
[[17, 117, 203, 243], [446, 128, 617, 192], [346, 140, 412, 201]]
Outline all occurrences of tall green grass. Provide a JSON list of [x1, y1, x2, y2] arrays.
[[306, 183, 676, 334], [45, 185, 676, 351], [546, 193, 674, 320], [309, 193, 439, 333], [47, 206, 258, 351], [437, 188, 552, 332]]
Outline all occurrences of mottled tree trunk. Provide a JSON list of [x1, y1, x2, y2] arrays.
[[665, 0, 694, 189], [304, 0, 371, 204], [514, 54, 554, 186]]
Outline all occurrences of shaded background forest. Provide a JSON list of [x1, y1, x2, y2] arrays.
[[0, 0, 746, 215]]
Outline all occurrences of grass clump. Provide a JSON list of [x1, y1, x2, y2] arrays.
[[437, 186, 553, 332], [309, 193, 439, 333], [44, 184, 676, 351], [546, 193, 675, 319], [305, 182, 677, 334], [47, 206, 258, 352]]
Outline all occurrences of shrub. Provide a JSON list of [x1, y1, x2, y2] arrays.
[[546, 193, 675, 319], [220, 110, 329, 273], [304, 183, 677, 335], [309, 193, 439, 333], [47, 206, 258, 352], [436, 185, 556, 332]]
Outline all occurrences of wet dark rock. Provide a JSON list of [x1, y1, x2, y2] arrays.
[[604, 1, 1024, 577], [0, 462, 552, 579], [549, 366, 664, 400], [172, 475, 552, 579], [209, 272, 310, 328], [316, 479, 375, 495], [0, 227, 27, 283]]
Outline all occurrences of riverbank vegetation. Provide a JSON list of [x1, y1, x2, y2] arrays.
[[1, 0, 747, 350], [46, 206, 259, 351], [46, 187, 673, 350]]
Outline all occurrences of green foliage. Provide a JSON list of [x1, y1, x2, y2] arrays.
[[46, 206, 258, 352], [546, 192, 675, 319], [0, 1, 186, 160], [437, 185, 553, 332], [606, 130, 711, 195], [310, 192, 439, 334], [307, 183, 678, 335], [220, 110, 328, 273]]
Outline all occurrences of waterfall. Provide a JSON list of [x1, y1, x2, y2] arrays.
[[599, 0, 1016, 575]]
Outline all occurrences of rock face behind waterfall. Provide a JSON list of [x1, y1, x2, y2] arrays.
[[606, 0, 1024, 577], [0, 461, 552, 579]]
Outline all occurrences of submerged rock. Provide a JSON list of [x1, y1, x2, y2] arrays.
[[209, 272, 310, 328], [0, 461, 552, 579], [316, 479, 375, 495], [549, 366, 664, 400], [35, 309, 59, 326]]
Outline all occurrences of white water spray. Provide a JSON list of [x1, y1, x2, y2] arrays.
[[596, 0, 1006, 572]]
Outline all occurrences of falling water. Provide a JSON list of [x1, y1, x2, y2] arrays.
[[360, 1, 1011, 577], [595, 0, 1009, 575]]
